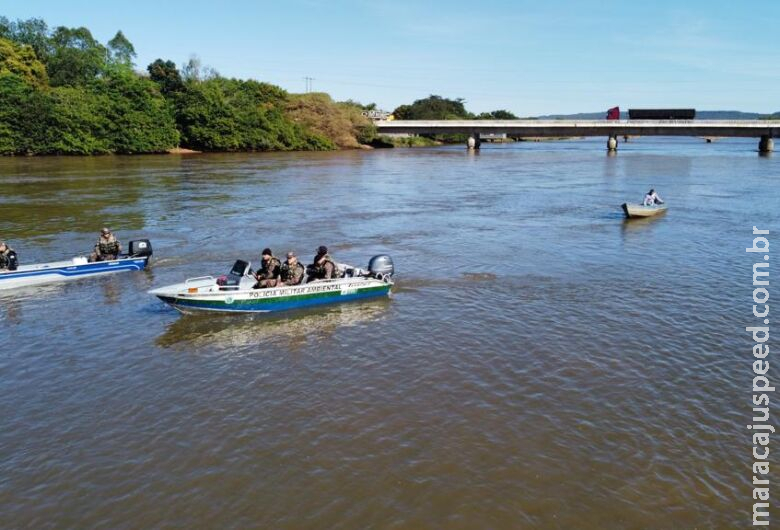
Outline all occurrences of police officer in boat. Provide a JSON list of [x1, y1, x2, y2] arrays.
[[279, 252, 305, 286], [0, 241, 18, 271], [253, 247, 282, 288], [307, 245, 339, 282], [262, 251, 305, 287], [89, 227, 122, 262]]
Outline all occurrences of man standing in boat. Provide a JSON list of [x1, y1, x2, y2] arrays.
[[643, 189, 664, 206], [0, 241, 19, 271], [89, 228, 122, 262], [253, 248, 281, 288], [307, 245, 339, 281]]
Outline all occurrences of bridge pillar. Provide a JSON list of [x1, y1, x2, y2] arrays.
[[607, 135, 618, 151], [759, 136, 774, 153], [467, 133, 481, 150]]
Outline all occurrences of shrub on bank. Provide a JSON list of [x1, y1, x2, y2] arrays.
[[0, 63, 179, 155], [174, 77, 331, 152], [285, 93, 375, 149]]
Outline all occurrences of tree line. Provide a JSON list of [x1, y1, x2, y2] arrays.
[[0, 17, 375, 155]]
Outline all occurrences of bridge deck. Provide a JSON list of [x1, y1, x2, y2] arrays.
[[376, 120, 778, 138]]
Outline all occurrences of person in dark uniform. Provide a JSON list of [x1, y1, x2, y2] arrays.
[[0, 241, 18, 271], [307, 245, 339, 281], [254, 248, 282, 288]]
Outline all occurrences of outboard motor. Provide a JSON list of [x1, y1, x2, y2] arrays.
[[7, 250, 18, 271], [128, 239, 153, 258], [367, 255, 394, 279]]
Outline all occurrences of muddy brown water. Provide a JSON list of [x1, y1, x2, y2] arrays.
[[1, 138, 778, 529]]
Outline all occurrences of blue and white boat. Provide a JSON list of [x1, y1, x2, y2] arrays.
[[0, 240, 153, 291], [150, 255, 394, 314]]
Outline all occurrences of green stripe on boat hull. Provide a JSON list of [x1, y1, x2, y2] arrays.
[[159, 284, 391, 313]]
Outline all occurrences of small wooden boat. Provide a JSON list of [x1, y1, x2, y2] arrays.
[[0, 240, 152, 291], [621, 203, 668, 219], [149, 255, 395, 314]]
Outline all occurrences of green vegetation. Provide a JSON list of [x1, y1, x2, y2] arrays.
[[392, 95, 471, 120], [390, 95, 518, 121], [0, 37, 47, 87], [0, 17, 181, 155], [285, 93, 378, 149], [476, 109, 518, 119], [374, 135, 440, 148], [389, 95, 520, 144], [0, 16, 373, 155], [391, 95, 469, 143], [173, 76, 331, 152]]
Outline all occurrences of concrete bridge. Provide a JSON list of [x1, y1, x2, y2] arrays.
[[375, 120, 778, 152]]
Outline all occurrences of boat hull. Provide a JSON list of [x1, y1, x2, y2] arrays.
[[621, 203, 668, 218], [0, 256, 149, 290], [152, 278, 393, 314]]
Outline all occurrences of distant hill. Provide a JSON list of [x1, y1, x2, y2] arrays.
[[536, 110, 777, 120]]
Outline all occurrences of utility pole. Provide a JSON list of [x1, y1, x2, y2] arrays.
[[303, 76, 314, 93]]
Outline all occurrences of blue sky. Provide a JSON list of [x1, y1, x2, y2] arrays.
[[3, 0, 778, 115]]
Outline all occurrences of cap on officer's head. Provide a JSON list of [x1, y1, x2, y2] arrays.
[[262, 248, 272, 256], [317, 245, 328, 255]]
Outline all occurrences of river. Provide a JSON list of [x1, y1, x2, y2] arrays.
[[1, 137, 778, 528]]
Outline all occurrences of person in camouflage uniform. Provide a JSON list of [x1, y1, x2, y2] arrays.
[[307, 245, 339, 282], [277, 252, 305, 286], [253, 247, 282, 288], [0, 241, 18, 271], [89, 228, 122, 262]]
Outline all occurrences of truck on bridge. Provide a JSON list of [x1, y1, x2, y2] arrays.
[[606, 107, 697, 120], [628, 109, 696, 120]]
